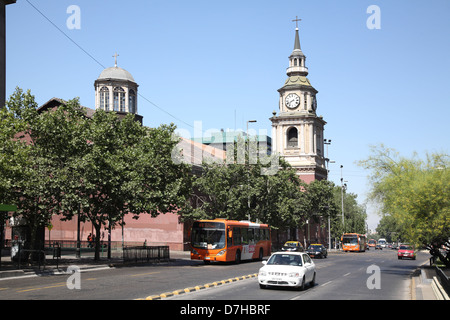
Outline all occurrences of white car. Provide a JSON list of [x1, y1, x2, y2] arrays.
[[258, 252, 316, 290]]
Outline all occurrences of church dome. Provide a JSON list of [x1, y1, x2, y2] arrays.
[[97, 66, 135, 83]]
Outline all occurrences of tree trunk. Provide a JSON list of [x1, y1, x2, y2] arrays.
[[94, 223, 101, 260]]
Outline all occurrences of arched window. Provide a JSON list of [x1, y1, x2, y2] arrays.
[[287, 127, 298, 148], [100, 87, 109, 110], [129, 89, 136, 114], [113, 87, 125, 112], [294, 58, 298, 66]]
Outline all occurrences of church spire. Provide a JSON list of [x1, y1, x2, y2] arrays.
[[294, 27, 301, 50], [287, 20, 308, 77]]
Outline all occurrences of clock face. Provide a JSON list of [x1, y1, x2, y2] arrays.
[[285, 93, 300, 109]]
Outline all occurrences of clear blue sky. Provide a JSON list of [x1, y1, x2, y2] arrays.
[[6, 0, 450, 231]]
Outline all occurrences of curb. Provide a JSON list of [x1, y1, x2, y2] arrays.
[[142, 273, 258, 300]]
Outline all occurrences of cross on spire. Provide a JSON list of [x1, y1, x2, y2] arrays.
[[292, 16, 302, 29], [113, 52, 119, 67]]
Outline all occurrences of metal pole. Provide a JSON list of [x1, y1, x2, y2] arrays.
[[76, 208, 81, 258], [340, 165, 344, 231]]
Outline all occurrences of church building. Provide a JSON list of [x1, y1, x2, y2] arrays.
[[270, 23, 327, 183], [270, 22, 329, 247]]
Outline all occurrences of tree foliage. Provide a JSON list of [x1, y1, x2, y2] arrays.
[[1, 88, 193, 259], [181, 137, 342, 237], [359, 144, 450, 266]]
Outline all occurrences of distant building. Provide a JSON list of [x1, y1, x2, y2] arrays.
[[193, 130, 272, 156]]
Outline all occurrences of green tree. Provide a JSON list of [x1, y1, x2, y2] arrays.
[[359, 144, 450, 266], [63, 108, 193, 259], [2, 88, 193, 259], [182, 137, 341, 244]]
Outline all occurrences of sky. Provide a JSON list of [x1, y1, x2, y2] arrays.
[[5, 0, 450, 231]]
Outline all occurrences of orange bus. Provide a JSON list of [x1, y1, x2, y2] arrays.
[[341, 233, 366, 252], [190, 219, 271, 264], [368, 239, 377, 248]]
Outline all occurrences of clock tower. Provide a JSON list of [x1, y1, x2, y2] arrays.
[[270, 23, 327, 182]]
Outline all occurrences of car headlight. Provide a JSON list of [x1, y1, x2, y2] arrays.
[[216, 249, 226, 256], [259, 270, 267, 277], [288, 272, 300, 277]]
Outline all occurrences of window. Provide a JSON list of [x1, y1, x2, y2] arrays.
[[302, 254, 312, 264], [129, 89, 136, 114], [287, 127, 298, 148], [113, 87, 125, 112], [100, 87, 109, 110]]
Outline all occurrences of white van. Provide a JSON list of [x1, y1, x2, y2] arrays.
[[378, 238, 387, 248]]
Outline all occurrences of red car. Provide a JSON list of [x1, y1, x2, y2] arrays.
[[397, 244, 416, 260]]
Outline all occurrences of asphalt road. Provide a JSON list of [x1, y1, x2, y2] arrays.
[[168, 248, 428, 301], [0, 248, 428, 301]]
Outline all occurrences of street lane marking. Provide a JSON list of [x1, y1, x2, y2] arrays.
[[320, 280, 333, 287], [130, 272, 160, 277], [17, 283, 67, 293], [343, 272, 351, 277]]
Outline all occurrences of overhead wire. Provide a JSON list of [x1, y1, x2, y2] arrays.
[[25, 0, 195, 130]]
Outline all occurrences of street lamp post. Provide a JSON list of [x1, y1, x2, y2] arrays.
[[323, 139, 332, 250], [246, 120, 257, 221]]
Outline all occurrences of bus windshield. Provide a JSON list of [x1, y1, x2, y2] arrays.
[[191, 221, 226, 250], [342, 235, 358, 245]]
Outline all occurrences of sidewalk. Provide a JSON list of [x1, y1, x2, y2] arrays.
[[411, 265, 450, 300]]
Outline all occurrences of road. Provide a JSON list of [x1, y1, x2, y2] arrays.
[[168, 249, 427, 300], [0, 248, 428, 301]]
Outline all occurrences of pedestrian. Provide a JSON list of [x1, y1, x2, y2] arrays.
[[87, 233, 93, 248]]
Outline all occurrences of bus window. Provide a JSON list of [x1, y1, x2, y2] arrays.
[[233, 227, 241, 246], [242, 228, 248, 245]]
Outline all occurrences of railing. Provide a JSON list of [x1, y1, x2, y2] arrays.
[[436, 266, 450, 296], [122, 246, 170, 263]]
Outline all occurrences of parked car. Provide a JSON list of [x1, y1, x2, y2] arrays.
[[398, 244, 416, 260], [258, 252, 316, 290], [306, 244, 328, 258], [281, 241, 304, 252]]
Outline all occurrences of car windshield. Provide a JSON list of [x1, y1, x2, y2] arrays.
[[267, 254, 303, 266], [308, 245, 322, 250], [399, 245, 413, 250], [284, 242, 298, 247]]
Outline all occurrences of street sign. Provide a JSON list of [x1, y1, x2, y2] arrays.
[[0, 204, 17, 212]]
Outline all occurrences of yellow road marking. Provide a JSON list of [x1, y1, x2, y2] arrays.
[[130, 272, 160, 277]]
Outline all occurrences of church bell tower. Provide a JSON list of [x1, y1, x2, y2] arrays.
[[270, 19, 327, 182], [94, 53, 143, 124]]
